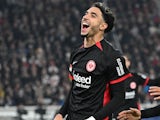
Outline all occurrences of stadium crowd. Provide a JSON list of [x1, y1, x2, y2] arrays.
[[0, 0, 160, 107]]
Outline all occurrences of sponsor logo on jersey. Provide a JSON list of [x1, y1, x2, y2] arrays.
[[125, 91, 136, 99], [130, 82, 137, 89], [86, 60, 96, 72], [116, 58, 125, 76], [73, 71, 91, 89]]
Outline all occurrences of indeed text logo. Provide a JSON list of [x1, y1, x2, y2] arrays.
[[73, 71, 91, 89]]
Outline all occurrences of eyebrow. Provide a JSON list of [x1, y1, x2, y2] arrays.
[[91, 12, 98, 17], [85, 10, 98, 17]]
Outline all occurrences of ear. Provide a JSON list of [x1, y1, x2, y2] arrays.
[[100, 23, 108, 31]]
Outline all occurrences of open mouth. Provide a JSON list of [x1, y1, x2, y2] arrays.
[[81, 23, 89, 32], [82, 23, 89, 29]]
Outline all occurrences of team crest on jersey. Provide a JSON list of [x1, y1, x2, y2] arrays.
[[86, 60, 96, 72], [130, 82, 137, 89]]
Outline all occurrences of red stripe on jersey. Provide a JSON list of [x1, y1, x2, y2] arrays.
[[143, 77, 150, 86], [110, 73, 133, 84], [68, 73, 73, 80], [104, 116, 109, 120], [103, 84, 110, 120], [96, 41, 103, 51]]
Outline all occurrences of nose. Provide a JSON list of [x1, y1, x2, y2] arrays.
[[82, 14, 89, 21]]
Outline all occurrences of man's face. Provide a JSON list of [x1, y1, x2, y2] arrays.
[[81, 7, 105, 37]]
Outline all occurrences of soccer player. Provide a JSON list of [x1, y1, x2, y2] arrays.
[[111, 55, 160, 119], [53, 2, 132, 120], [117, 86, 160, 120]]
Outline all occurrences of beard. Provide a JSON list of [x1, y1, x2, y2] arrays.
[[80, 26, 98, 38]]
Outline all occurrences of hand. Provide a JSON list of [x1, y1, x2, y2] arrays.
[[149, 86, 160, 100], [53, 114, 63, 120], [117, 108, 141, 120]]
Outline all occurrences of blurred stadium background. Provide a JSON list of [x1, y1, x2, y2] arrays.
[[0, 0, 160, 120]]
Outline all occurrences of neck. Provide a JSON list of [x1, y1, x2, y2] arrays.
[[83, 34, 104, 48]]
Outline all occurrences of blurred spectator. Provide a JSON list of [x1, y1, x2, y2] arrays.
[[0, 0, 160, 106]]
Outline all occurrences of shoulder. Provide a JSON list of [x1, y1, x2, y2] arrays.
[[101, 39, 122, 59], [132, 72, 148, 79]]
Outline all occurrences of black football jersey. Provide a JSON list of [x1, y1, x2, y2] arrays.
[[59, 39, 132, 120]]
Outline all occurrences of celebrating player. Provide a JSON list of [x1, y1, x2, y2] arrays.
[[53, 2, 132, 120]]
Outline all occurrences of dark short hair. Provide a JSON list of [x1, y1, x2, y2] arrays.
[[92, 2, 115, 33]]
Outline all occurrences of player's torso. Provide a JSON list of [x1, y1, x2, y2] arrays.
[[68, 40, 113, 116], [70, 45, 109, 89]]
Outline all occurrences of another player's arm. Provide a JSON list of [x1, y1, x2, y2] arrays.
[[136, 72, 160, 86], [141, 105, 160, 118], [147, 77, 160, 86]]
